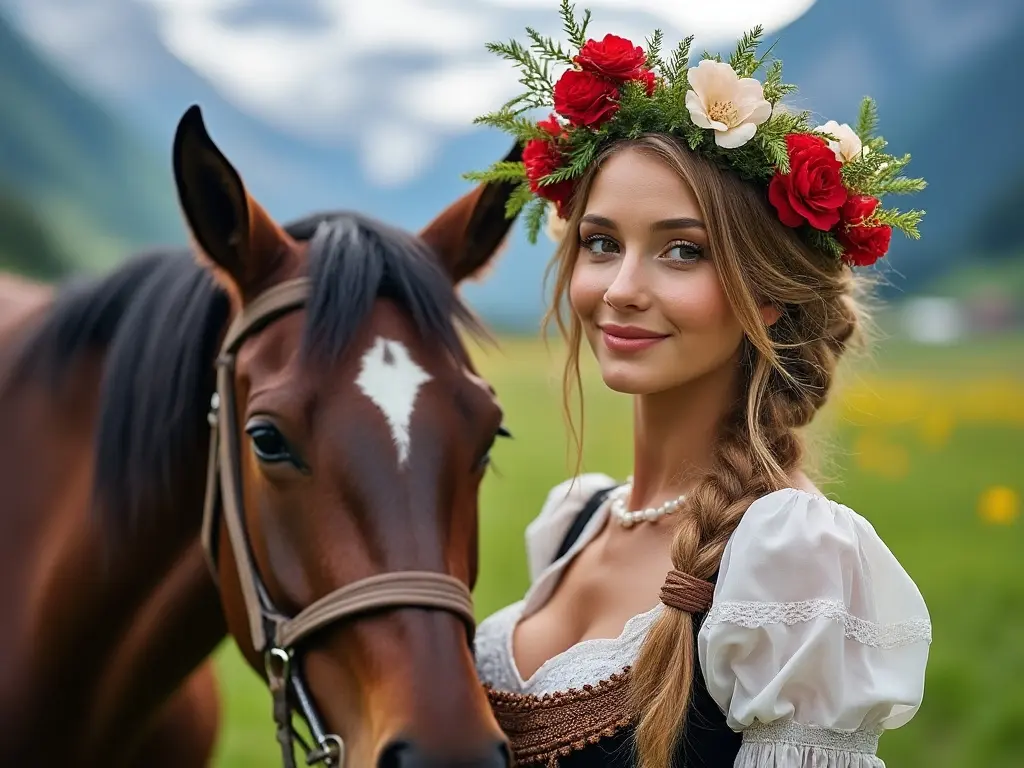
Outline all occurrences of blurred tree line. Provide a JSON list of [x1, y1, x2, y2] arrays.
[[0, 185, 68, 280]]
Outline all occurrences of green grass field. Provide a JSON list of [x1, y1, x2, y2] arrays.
[[208, 332, 1024, 768]]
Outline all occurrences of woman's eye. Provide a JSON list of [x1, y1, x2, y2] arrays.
[[246, 424, 292, 463], [662, 240, 704, 262], [581, 235, 620, 256]]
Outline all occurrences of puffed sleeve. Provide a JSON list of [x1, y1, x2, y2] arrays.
[[696, 488, 932, 767], [524, 472, 618, 582]]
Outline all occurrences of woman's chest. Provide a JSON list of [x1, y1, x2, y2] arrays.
[[513, 531, 674, 681]]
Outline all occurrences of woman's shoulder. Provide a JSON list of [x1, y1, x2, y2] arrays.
[[523, 472, 620, 582], [707, 483, 932, 673], [728, 485, 898, 569], [696, 485, 932, 756]]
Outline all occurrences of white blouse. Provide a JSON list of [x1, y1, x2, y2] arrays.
[[474, 474, 932, 767]]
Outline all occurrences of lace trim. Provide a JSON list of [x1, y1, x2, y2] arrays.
[[742, 720, 881, 754], [705, 599, 932, 650]]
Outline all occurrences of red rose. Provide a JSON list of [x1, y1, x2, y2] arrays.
[[522, 114, 575, 214], [575, 34, 647, 81], [635, 67, 657, 96], [839, 223, 892, 267], [838, 195, 890, 266], [841, 194, 879, 226], [768, 133, 849, 231], [553, 69, 620, 127]]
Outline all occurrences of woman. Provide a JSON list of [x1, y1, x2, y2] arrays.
[[470, 5, 932, 768]]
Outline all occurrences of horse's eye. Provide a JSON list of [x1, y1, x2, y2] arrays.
[[246, 422, 293, 464]]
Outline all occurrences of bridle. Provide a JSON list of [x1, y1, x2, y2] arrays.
[[200, 278, 477, 767]]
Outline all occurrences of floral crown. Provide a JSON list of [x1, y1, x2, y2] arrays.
[[466, 1, 926, 268]]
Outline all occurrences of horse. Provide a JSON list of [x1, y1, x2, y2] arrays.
[[0, 104, 522, 767]]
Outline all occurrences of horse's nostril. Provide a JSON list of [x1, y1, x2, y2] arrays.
[[377, 738, 414, 768], [374, 741, 512, 768], [377, 738, 513, 768], [495, 740, 514, 767]]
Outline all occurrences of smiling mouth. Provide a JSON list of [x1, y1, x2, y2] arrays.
[[599, 326, 670, 353]]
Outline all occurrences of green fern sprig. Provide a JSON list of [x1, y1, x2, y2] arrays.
[[856, 96, 879, 141], [662, 35, 694, 83], [762, 60, 797, 104], [805, 229, 845, 259], [760, 131, 791, 175], [462, 160, 527, 185], [873, 176, 928, 196], [646, 29, 664, 72], [615, 80, 665, 137], [540, 130, 601, 184], [472, 109, 553, 141], [522, 196, 549, 242], [749, 37, 779, 79], [505, 181, 535, 218], [559, 0, 591, 50], [728, 26, 763, 78], [839, 158, 879, 192], [486, 39, 554, 95], [526, 26, 575, 66], [873, 207, 924, 239]]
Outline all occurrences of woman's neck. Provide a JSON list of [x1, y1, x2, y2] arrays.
[[628, 360, 742, 511]]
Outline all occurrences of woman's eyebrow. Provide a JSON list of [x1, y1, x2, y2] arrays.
[[579, 214, 706, 231]]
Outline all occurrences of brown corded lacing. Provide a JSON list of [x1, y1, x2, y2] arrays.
[[488, 570, 714, 766]]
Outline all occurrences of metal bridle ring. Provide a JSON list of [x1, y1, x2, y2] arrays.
[[265, 646, 292, 681]]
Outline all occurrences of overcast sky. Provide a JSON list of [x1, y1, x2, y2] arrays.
[[5, 0, 819, 185]]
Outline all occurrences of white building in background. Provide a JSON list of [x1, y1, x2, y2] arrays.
[[900, 297, 967, 345]]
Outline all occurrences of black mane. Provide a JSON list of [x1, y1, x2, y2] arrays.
[[13, 211, 478, 537]]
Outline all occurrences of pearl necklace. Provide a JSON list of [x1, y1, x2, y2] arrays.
[[609, 478, 687, 528]]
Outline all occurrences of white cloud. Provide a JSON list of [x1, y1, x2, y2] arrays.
[[482, 0, 817, 40], [2, 0, 821, 186], [399, 59, 523, 129], [359, 121, 437, 187]]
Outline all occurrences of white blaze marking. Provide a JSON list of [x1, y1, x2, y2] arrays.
[[354, 337, 432, 465]]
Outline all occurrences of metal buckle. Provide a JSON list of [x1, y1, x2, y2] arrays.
[[307, 734, 344, 766]]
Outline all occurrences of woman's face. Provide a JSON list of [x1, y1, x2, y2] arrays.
[[569, 147, 746, 396]]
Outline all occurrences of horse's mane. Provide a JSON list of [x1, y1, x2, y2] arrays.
[[13, 211, 480, 538]]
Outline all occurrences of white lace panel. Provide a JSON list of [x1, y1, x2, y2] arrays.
[[705, 599, 933, 650], [736, 721, 887, 768], [474, 596, 661, 697], [742, 720, 881, 754]]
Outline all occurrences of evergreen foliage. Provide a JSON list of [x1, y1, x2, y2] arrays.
[[466, 1, 927, 265]]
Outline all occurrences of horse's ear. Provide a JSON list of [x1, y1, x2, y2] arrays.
[[172, 105, 294, 302], [419, 142, 523, 285]]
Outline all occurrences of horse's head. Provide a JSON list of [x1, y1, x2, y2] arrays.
[[172, 105, 518, 767]]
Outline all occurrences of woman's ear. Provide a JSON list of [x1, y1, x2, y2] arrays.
[[760, 303, 782, 327]]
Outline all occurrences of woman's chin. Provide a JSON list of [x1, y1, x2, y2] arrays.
[[599, 366, 659, 395]]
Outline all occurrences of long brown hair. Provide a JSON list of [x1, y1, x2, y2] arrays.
[[542, 134, 871, 768]]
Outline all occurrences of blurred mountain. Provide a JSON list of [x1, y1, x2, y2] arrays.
[[0, 12, 180, 274], [0, 0, 1021, 322]]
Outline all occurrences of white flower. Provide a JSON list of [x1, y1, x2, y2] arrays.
[[544, 203, 569, 244], [815, 120, 869, 163], [685, 60, 772, 149]]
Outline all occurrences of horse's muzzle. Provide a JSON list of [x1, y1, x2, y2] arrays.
[[376, 738, 513, 768]]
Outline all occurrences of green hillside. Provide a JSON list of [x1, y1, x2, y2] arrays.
[[0, 12, 181, 276]]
